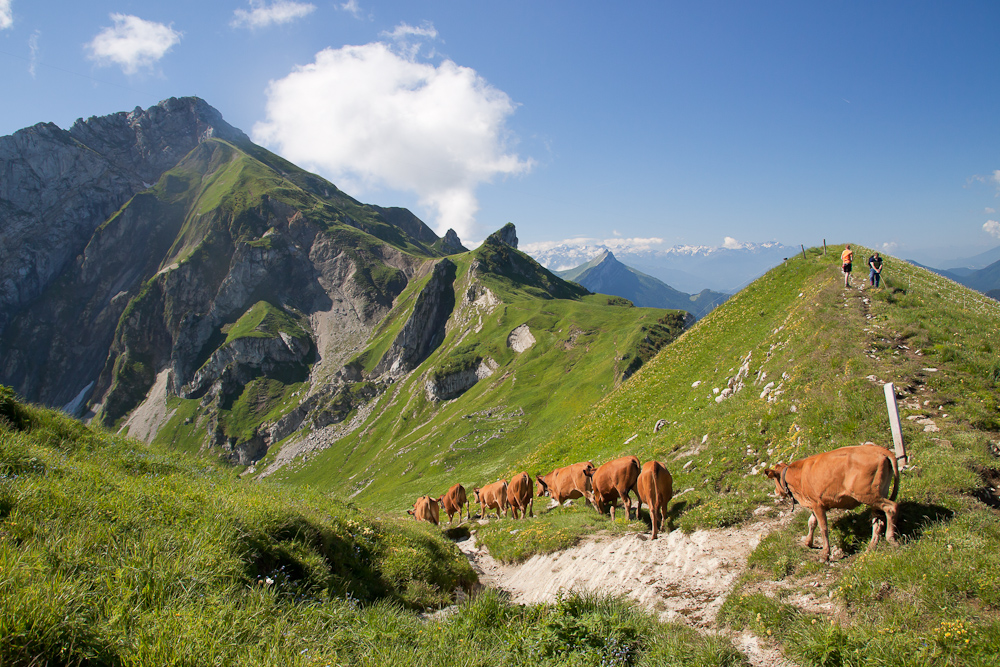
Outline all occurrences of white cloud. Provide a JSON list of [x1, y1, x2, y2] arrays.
[[987, 207, 996, 214], [381, 21, 438, 41], [0, 0, 13, 30], [28, 29, 39, 77], [253, 30, 533, 241], [880, 242, 898, 252], [521, 236, 665, 254], [339, 0, 363, 19], [984, 220, 1000, 238], [231, 1, 316, 30], [86, 14, 181, 75], [723, 236, 745, 249]]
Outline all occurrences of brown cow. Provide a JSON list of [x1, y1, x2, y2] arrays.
[[407, 495, 440, 525], [439, 483, 471, 524], [764, 444, 900, 562], [588, 456, 641, 521], [637, 460, 673, 539], [535, 461, 595, 507], [473, 480, 508, 520], [507, 472, 534, 519]]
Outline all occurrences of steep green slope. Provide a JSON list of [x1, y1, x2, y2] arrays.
[[269, 234, 690, 507], [512, 245, 1000, 664], [0, 392, 743, 667]]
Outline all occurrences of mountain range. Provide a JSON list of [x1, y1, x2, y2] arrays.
[[524, 239, 797, 294], [0, 97, 687, 474], [555, 250, 729, 318], [906, 256, 1000, 300]]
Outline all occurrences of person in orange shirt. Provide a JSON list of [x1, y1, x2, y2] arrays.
[[841, 245, 853, 287]]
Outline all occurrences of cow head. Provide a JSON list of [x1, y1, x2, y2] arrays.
[[473, 487, 481, 503], [764, 464, 790, 499], [535, 474, 549, 498]]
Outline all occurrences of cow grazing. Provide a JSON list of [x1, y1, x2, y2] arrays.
[[535, 461, 595, 507], [637, 460, 673, 539], [473, 480, 508, 520], [588, 456, 641, 521], [507, 472, 534, 519], [439, 483, 471, 524], [764, 443, 900, 562], [407, 495, 440, 526]]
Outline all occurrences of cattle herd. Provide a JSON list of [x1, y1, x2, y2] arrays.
[[408, 455, 675, 540], [408, 442, 902, 560]]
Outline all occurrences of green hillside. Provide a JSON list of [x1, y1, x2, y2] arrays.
[[504, 245, 999, 664], [269, 234, 690, 507], [0, 389, 743, 666]]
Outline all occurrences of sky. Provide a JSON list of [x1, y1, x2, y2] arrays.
[[3, 1, 1000, 265]]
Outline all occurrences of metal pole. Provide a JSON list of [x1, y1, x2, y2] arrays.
[[884, 382, 907, 467], [801, 244, 807, 260]]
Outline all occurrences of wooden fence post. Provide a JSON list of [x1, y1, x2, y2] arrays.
[[801, 244, 806, 260], [884, 382, 907, 467]]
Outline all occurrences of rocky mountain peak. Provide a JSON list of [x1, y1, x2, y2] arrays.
[[489, 222, 518, 249], [0, 96, 248, 337]]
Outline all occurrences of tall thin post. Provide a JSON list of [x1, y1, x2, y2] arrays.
[[801, 244, 807, 260], [884, 383, 907, 467], [823, 239, 827, 255]]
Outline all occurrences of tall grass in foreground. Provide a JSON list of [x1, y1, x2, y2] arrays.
[[1, 390, 744, 666]]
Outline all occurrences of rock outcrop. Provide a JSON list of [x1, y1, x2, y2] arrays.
[[373, 258, 457, 379]]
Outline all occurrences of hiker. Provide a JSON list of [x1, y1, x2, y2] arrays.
[[868, 252, 883, 288], [841, 245, 853, 287]]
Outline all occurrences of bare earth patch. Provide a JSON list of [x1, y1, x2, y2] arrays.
[[457, 511, 802, 666]]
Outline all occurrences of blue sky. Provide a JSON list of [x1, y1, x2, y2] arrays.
[[3, 1, 1000, 264]]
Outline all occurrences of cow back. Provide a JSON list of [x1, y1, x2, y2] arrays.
[[637, 460, 673, 509]]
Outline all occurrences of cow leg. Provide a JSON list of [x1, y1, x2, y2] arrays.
[[650, 506, 660, 540], [529, 496, 534, 518], [803, 512, 818, 548], [813, 510, 832, 562], [868, 511, 884, 551], [871, 499, 899, 546]]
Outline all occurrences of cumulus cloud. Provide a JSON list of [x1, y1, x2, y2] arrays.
[[723, 236, 746, 250], [253, 27, 533, 241], [86, 14, 181, 75], [985, 220, 1000, 239], [231, 1, 316, 30]]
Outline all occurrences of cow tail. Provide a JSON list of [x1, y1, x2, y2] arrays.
[[889, 453, 900, 502]]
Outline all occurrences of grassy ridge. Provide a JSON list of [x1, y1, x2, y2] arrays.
[[494, 245, 999, 665]]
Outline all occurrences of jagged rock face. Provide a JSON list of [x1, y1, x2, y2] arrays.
[[373, 258, 458, 379], [0, 97, 247, 338], [491, 222, 518, 249]]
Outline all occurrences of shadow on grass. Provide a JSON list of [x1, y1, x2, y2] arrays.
[[831, 501, 955, 556]]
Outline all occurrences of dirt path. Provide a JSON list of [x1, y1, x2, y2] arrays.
[[456, 511, 800, 665]]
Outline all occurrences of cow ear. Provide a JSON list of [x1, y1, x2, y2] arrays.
[[763, 468, 777, 479], [583, 468, 594, 477]]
